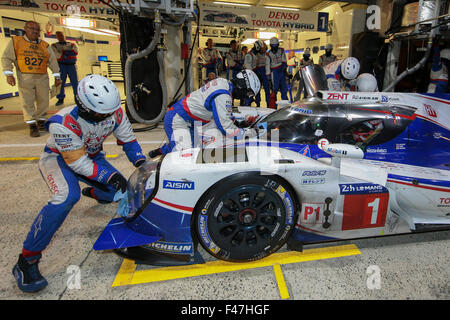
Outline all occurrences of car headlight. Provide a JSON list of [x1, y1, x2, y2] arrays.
[[127, 159, 161, 219]]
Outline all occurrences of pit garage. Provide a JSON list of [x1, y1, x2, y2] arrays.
[[0, 0, 449, 304]]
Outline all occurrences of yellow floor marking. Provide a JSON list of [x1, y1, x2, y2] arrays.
[[112, 258, 137, 287], [0, 154, 118, 161], [113, 244, 361, 288], [273, 264, 290, 299]]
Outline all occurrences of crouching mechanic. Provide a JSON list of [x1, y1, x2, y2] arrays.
[[12, 74, 146, 293], [149, 69, 261, 157], [324, 57, 360, 91]]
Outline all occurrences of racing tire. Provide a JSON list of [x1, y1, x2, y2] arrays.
[[194, 172, 298, 262]]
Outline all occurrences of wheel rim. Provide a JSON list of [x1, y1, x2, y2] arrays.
[[207, 185, 285, 254]]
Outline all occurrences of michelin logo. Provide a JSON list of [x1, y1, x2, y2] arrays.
[[147, 241, 193, 254], [163, 180, 195, 190]]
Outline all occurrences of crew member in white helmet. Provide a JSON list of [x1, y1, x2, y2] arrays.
[[355, 73, 379, 92], [12, 74, 146, 293], [148, 69, 261, 158], [324, 57, 360, 91]]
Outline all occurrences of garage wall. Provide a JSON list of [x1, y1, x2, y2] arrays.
[[0, 10, 120, 98], [195, 3, 367, 71]]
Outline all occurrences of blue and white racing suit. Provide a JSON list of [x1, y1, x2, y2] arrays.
[[244, 51, 270, 107], [159, 78, 245, 154], [22, 106, 145, 255], [427, 46, 448, 94], [226, 49, 243, 81], [324, 60, 352, 91], [201, 48, 222, 77], [267, 48, 288, 100]]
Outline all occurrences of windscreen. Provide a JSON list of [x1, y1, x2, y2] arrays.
[[255, 105, 331, 145]]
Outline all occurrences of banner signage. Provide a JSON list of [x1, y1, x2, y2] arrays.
[[199, 1, 328, 32], [0, 0, 118, 17]]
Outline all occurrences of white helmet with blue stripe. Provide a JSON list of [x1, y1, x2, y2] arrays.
[[341, 57, 360, 80], [231, 69, 261, 99], [77, 74, 121, 114]]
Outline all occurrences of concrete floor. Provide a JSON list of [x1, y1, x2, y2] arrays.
[[0, 88, 449, 301]]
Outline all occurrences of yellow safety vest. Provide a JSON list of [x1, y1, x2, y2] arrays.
[[12, 36, 50, 74]]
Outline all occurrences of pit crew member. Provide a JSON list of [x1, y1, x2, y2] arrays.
[[267, 37, 288, 101], [148, 69, 261, 158], [244, 40, 270, 107], [12, 75, 146, 293], [324, 57, 360, 91]]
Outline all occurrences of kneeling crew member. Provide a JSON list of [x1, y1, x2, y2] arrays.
[[12, 74, 146, 293]]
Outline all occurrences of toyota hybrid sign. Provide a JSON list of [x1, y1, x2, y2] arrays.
[[199, 1, 328, 32]]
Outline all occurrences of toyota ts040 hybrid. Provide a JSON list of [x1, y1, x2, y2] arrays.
[[93, 89, 450, 265]]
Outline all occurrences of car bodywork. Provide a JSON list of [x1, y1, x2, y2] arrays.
[[93, 90, 450, 263]]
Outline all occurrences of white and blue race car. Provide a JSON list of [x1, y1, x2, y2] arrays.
[[93, 89, 450, 264]]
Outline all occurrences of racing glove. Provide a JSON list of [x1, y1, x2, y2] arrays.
[[233, 115, 258, 128], [134, 158, 146, 168], [244, 127, 259, 138], [113, 190, 130, 217], [107, 172, 128, 193]]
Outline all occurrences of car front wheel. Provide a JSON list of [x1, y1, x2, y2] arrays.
[[194, 172, 297, 262]]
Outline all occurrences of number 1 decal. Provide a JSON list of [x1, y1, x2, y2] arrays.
[[342, 193, 388, 231], [368, 198, 380, 225]]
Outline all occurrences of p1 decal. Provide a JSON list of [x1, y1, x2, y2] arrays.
[[300, 202, 325, 225], [341, 193, 389, 231]]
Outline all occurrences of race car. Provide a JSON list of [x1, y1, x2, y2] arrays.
[[93, 91, 450, 264], [204, 11, 248, 24]]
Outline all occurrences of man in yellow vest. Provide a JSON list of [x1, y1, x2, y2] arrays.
[[1, 21, 61, 137]]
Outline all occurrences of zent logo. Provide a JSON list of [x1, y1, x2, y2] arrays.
[[327, 92, 348, 100]]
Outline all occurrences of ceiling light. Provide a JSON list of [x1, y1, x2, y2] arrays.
[[257, 32, 279, 39], [97, 28, 121, 35], [62, 26, 117, 37], [60, 17, 96, 28], [264, 6, 299, 11], [213, 2, 251, 7], [241, 38, 257, 44]]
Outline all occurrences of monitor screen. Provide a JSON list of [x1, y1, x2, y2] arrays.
[[98, 56, 108, 62]]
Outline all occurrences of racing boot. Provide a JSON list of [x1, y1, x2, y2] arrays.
[[37, 120, 46, 131], [148, 148, 162, 158], [12, 254, 48, 293], [29, 124, 40, 137], [82, 187, 111, 204]]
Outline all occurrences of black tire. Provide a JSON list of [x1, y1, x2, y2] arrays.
[[194, 172, 297, 262]]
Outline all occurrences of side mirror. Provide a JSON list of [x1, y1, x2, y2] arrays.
[[320, 143, 364, 168]]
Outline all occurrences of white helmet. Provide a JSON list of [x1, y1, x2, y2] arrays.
[[340, 57, 360, 80], [356, 73, 378, 92], [232, 69, 261, 99], [77, 74, 121, 114], [440, 48, 450, 61], [254, 40, 264, 52], [269, 37, 279, 47]]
